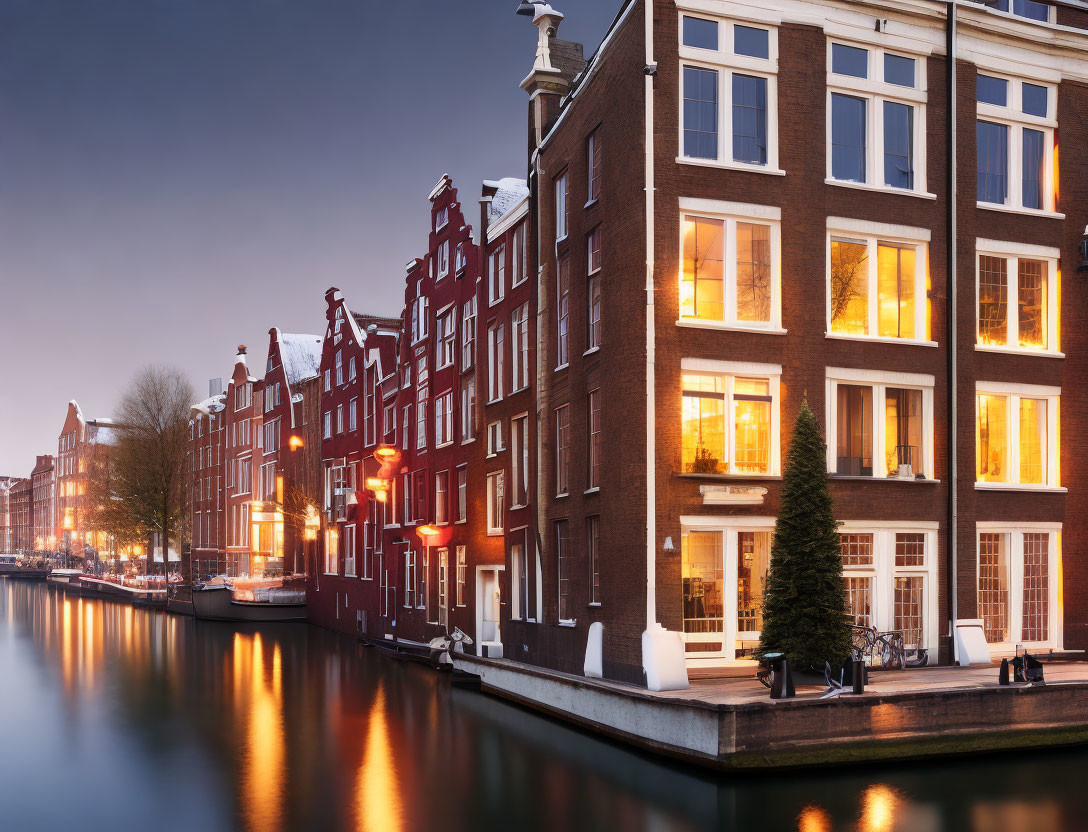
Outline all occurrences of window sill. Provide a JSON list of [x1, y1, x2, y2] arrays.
[[974, 483, 1066, 493], [677, 156, 786, 176], [454, 519, 467, 525], [555, 492, 569, 499], [488, 298, 505, 309], [557, 620, 577, 628], [510, 385, 530, 395], [584, 198, 599, 210], [974, 344, 1064, 359], [435, 441, 454, 449], [461, 437, 476, 445], [584, 487, 600, 495], [676, 319, 786, 335], [487, 530, 504, 537], [824, 178, 937, 200], [486, 398, 504, 406], [825, 332, 938, 347], [977, 202, 1064, 220], [583, 346, 601, 356], [588, 602, 602, 608], [554, 363, 569, 372], [677, 472, 781, 480], [829, 475, 940, 484], [511, 277, 529, 289]]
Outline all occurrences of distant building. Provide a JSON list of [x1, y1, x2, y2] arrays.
[[31, 455, 55, 553]]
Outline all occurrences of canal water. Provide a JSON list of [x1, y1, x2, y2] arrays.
[[0, 579, 1082, 832]]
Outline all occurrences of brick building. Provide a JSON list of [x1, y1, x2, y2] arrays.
[[188, 383, 227, 578], [54, 401, 118, 563], [0, 478, 14, 553], [31, 455, 55, 553], [223, 347, 264, 577], [9, 478, 32, 553]]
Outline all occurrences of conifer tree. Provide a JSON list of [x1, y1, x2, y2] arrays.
[[758, 401, 851, 670]]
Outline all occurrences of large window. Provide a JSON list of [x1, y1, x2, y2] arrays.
[[460, 377, 476, 442], [587, 129, 602, 202], [555, 172, 568, 240], [679, 202, 780, 330], [827, 368, 934, 480], [512, 222, 528, 287], [489, 245, 505, 305], [588, 516, 600, 605], [977, 526, 1059, 647], [680, 15, 778, 170], [461, 298, 476, 370], [975, 0, 1052, 21], [555, 405, 570, 495], [511, 414, 529, 508], [486, 471, 504, 535], [828, 225, 928, 341], [557, 255, 570, 366], [827, 42, 927, 193], [437, 307, 455, 368], [976, 383, 1060, 488], [556, 520, 572, 623], [976, 243, 1059, 353], [435, 471, 449, 525], [488, 324, 504, 402], [976, 72, 1055, 212], [435, 390, 453, 447], [681, 360, 780, 476], [512, 303, 530, 391], [344, 525, 356, 577], [587, 228, 602, 349], [588, 390, 601, 490]]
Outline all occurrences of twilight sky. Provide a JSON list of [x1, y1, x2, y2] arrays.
[[0, 0, 618, 476]]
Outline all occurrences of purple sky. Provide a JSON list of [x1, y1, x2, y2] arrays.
[[0, 0, 618, 476]]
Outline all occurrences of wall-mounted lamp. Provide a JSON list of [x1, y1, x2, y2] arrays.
[[663, 536, 675, 553]]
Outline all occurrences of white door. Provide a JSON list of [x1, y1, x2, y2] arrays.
[[477, 568, 502, 655]]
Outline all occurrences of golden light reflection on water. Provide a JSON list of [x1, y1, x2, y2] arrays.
[[798, 804, 831, 832], [860, 784, 902, 832], [356, 684, 403, 832], [234, 631, 285, 832]]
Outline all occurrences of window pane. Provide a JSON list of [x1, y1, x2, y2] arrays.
[[1022, 128, 1044, 210], [683, 67, 718, 159], [681, 216, 724, 320], [1019, 398, 1047, 484], [1022, 533, 1050, 641], [885, 387, 923, 477], [737, 532, 771, 633], [895, 533, 926, 567], [682, 532, 723, 633], [840, 533, 874, 566], [978, 533, 1009, 643], [883, 101, 914, 190], [734, 397, 770, 473], [1017, 258, 1047, 348], [1022, 82, 1048, 117], [831, 94, 866, 182], [977, 121, 1008, 204], [976, 74, 1008, 106], [682, 391, 726, 473], [683, 16, 718, 50], [844, 577, 873, 628], [830, 239, 869, 334], [1013, 0, 1050, 21], [734, 25, 769, 58], [884, 54, 916, 87], [877, 243, 916, 338], [976, 394, 1008, 482], [735, 222, 771, 322], [731, 74, 767, 165], [978, 255, 1008, 346], [894, 576, 925, 650], [836, 385, 873, 476], [831, 43, 868, 78]]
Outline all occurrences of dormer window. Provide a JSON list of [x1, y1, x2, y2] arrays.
[[435, 206, 449, 230]]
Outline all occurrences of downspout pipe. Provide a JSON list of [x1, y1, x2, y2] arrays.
[[946, 1, 959, 662], [644, 0, 657, 638]]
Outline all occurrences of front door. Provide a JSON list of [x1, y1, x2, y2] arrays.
[[477, 568, 503, 656]]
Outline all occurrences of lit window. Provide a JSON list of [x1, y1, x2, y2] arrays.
[[976, 72, 1055, 211], [978, 527, 1058, 647], [976, 246, 1058, 352], [681, 362, 780, 475], [828, 230, 927, 341], [828, 42, 925, 192], [828, 368, 933, 479], [680, 209, 779, 329], [976, 384, 1060, 487], [680, 16, 777, 169]]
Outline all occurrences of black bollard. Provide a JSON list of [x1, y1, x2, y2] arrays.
[[770, 657, 795, 699], [998, 657, 1010, 685], [852, 658, 865, 694]]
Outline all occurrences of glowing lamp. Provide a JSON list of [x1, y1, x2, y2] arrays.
[[365, 477, 386, 490], [416, 525, 440, 540], [288, 435, 304, 451], [374, 445, 398, 460]]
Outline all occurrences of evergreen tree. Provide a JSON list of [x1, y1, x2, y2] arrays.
[[758, 401, 851, 670]]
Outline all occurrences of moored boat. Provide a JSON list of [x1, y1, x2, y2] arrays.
[[78, 576, 167, 605], [0, 562, 49, 580], [192, 577, 306, 623], [47, 568, 85, 595]]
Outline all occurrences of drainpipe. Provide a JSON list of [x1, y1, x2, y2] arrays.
[[643, 0, 657, 635], [946, 1, 959, 661], [531, 148, 549, 623]]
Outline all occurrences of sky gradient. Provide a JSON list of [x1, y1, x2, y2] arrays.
[[0, 0, 619, 476]]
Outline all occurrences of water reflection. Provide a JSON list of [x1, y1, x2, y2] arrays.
[[0, 579, 1083, 832]]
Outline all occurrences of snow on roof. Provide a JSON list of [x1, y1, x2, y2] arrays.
[[484, 178, 529, 226], [192, 394, 226, 415], [88, 421, 119, 446], [279, 333, 323, 386], [69, 400, 85, 424]]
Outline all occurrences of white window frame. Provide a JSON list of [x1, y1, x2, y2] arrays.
[[678, 199, 783, 333], [825, 219, 932, 345], [461, 297, 476, 371], [974, 239, 1060, 356], [488, 324, 504, 403], [511, 303, 530, 392], [680, 358, 783, 476], [344, 524, 356, 577], [511, 222, 529, 287], [435, 205, 449, 230], [975, 381, 1062, 491], [435, 471, 449, 525], [555, 173, 568, 240], [486, 420, 504, 457], [437, 306, 456, 368], [975, 523, 1062, 653], [435, 390, 454, 447], [678, 13, 780, 174], [437, 239, 450, 279], [975, 71, 1057, 214], [825, 40, 930, 195], [489, 245, 506, 306], [511, 413, 529, 508], [825, 366, 936, 480], [486, 471, 504, 536]]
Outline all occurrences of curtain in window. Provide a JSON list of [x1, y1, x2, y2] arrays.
[[831, 94, 866, 182], [883, 101, 914, 189], [731, 74, 767, 165], [977, 121, 1008, 203], [1022, 127, 1044, 210], [684, 67, 718, 159], [836, 385, 873, 475]]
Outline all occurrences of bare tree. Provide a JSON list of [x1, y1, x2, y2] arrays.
[[110, 366, 195, 598]]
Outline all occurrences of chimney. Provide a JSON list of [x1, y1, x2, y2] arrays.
[[518, 3, 584, 149], [209, 378, 223, 397]]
